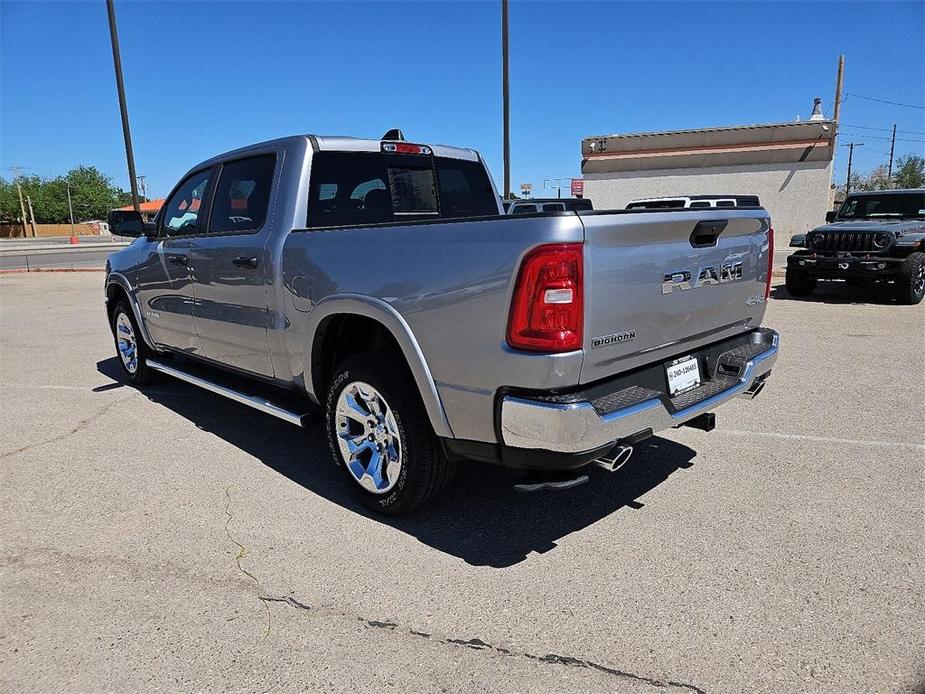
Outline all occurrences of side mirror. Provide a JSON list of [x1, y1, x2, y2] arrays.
[[108, 210, 146, 237], [789, 234, 806, 248], [825, 210, 836, 223]]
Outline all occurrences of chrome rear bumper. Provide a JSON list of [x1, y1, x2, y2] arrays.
[[499, 329, 779, 453]]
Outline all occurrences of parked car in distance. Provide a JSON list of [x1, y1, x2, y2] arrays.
[[787, 189, 925, 304], [626, 195, 761, 210], [504, 198, 593, 214], [105, 131, 778, 515]]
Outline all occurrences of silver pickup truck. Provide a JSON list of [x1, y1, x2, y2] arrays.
[[105, 132, 779, 514]]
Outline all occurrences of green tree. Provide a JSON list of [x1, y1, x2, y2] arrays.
[[64, 166, 126, 221], [0, 177, 22, 223], [1, 166, 127, 223], [892, 154, 924, 189]]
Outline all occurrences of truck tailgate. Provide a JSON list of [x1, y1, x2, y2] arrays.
[[579, 209, 772, 385]]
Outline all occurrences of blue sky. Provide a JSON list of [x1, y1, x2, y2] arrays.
[[2, 1, 923, 198]]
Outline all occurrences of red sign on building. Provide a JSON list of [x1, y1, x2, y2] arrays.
[[570, 178, 584, 197]]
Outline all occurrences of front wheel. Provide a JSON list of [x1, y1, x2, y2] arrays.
[[110, 300, 158, 385], [324, 354, 455, 515], [895, 252, 925, 305], [785, 267, 817, 297]]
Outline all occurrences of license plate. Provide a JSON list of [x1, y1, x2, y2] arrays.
[[666, 355, 701, 396]]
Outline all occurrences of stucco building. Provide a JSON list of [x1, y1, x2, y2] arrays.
[[581, 101, 836, 235]]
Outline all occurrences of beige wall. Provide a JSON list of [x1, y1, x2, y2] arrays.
[[583, 160, 833, 238]]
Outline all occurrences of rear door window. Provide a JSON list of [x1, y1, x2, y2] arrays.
[[542, 203, 566, 212], [209, 154, 276, 233], [307, 151, 498, 227]]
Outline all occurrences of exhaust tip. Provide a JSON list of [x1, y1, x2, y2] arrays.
[[594, 444, 634, 472]]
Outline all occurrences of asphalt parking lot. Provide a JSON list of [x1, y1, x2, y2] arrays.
[[1, 273, 922, 694]]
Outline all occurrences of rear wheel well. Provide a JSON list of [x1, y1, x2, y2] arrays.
[[311, 314, 410, 399]]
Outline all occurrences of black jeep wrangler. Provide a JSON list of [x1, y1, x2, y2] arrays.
[[788, 189, 925, 304]]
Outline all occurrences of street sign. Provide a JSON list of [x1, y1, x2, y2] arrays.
[[520, 183, 532, 196], [571, 179, 584, 197]]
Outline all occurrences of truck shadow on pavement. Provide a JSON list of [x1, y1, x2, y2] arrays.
[[770, 280, 903, 305], [98, 357, 697, 568]]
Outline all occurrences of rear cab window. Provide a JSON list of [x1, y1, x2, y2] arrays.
[[306, 152, 498, 228]]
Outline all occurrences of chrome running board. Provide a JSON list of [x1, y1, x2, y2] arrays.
[[146, 360, 307, 427]]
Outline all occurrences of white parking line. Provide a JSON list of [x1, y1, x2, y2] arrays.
[[714, 428, 925, 452]]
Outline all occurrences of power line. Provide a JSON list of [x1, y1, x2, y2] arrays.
[[836, 131, 925, 143], [845, 92, 924, 109], [840, 123, 925, 136]]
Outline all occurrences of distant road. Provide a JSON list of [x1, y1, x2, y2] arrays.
[[0, 248, 112, 271]]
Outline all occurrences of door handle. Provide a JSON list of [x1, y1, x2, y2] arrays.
[[169, 254, 189, 266], [689, 220, 728, 248], [233, 256, 259, 269]]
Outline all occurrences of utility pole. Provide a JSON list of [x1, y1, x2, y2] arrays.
[[843, 142, 863, 193], [501, 0, 510, 200], [888, 124, 897, 179], [26, 195, 38, 237], [106, 0, 140, 212], [833, 54, 845, 124], [10, 166, 29, 238], [67, 182, 78, 244]]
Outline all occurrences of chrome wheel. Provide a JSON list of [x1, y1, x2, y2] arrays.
[[914, 262, 925, 296], [115, 311, 138, 374], [334, 381, 402, 494]]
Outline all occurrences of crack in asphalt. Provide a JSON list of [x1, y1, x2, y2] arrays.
[[0, 396, 133, 459], [223, 486, 294, 639], [251, 605, 703, 693], [220, 497, 703, 691], [258, 595, 312, 611]]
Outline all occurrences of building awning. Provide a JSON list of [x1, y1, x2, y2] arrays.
[[582, 121, 836, 174], [118, 198, 165, 213]]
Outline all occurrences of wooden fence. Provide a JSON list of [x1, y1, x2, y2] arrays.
[[1, 223, 106, 238]]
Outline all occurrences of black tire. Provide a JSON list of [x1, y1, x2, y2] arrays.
[[325, 354, 455, 515], [110, 299, 158, 385], [895, 252, 925, 305], [785, 267, 817, 297]]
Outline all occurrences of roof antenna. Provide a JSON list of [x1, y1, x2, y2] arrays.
[[382, 128, 405, 141]]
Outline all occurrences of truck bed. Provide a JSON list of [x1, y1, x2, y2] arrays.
[[281, 206, 772, 443]]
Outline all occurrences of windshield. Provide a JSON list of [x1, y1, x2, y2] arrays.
[[837, 192, 925, 219]]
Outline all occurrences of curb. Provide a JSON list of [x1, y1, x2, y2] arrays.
[[0, 268, 106, 275], [0, 244, 128, 256]]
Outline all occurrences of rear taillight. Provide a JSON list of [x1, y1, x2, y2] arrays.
[[507, 243, 583, 352], [765, 226, 774, 299]]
